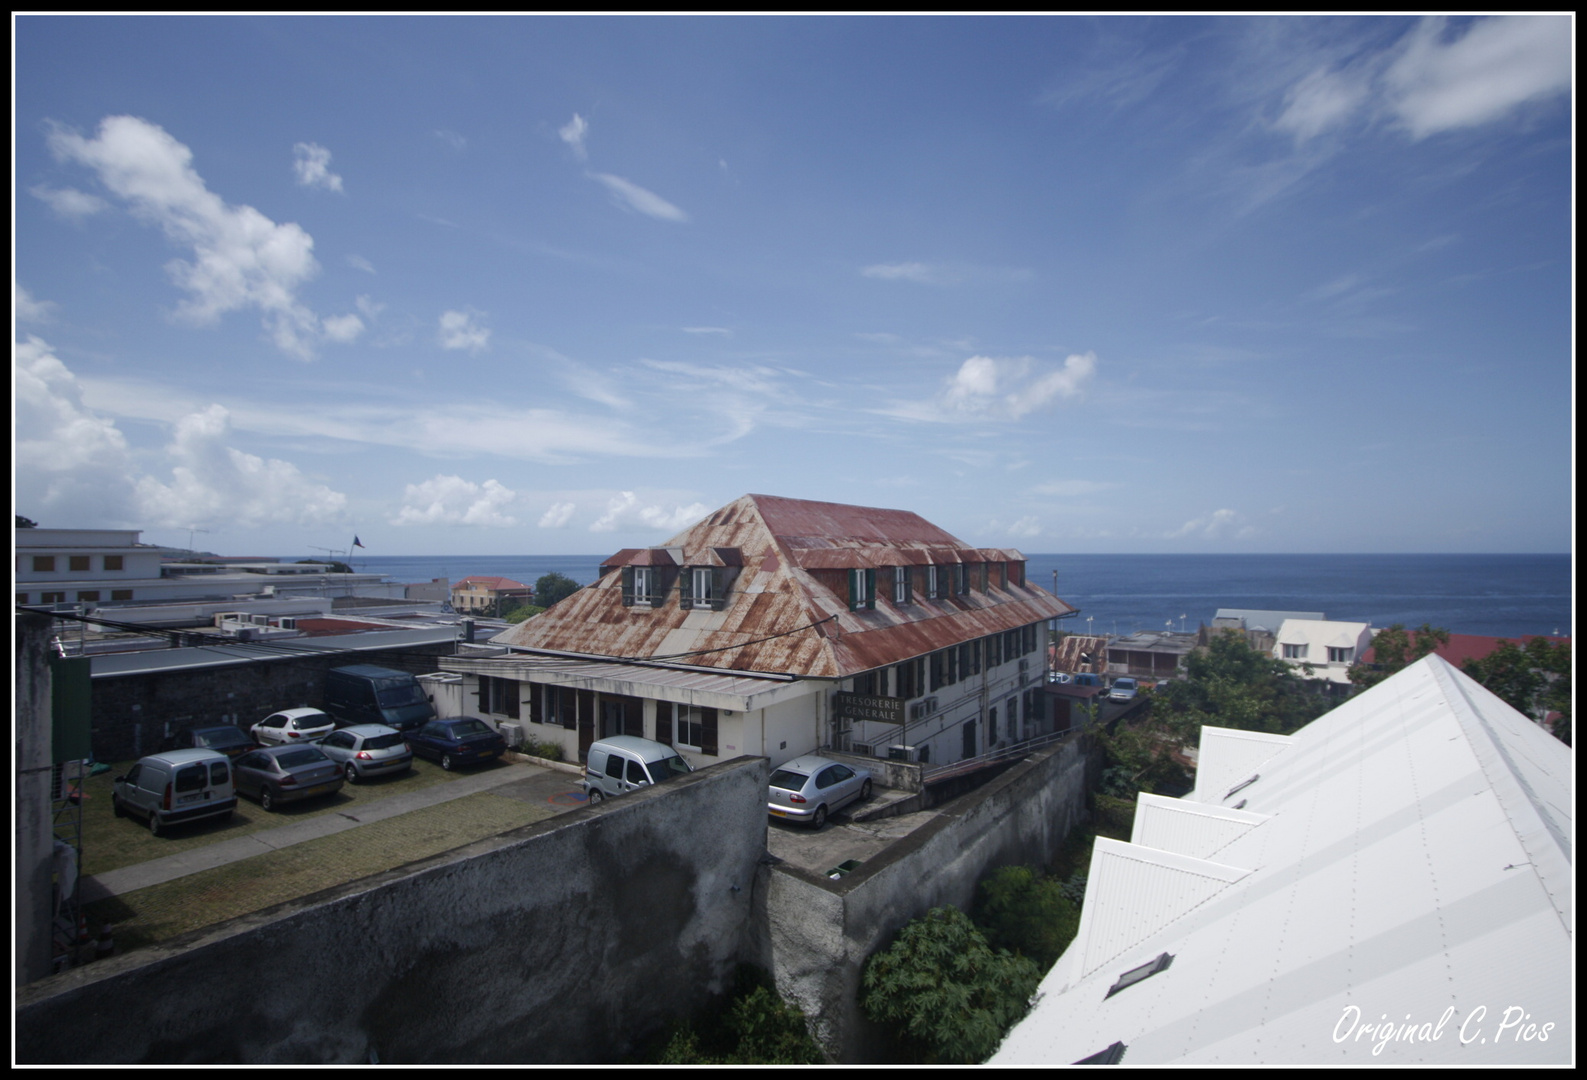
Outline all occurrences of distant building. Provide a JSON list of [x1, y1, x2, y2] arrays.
[[450, 575, 533, 615], [1272, 618, 1373, 684], [405, 577, 451, 604], [1106, 630, 1196, 681], [992, 655, 1571, 1065], [1361, 631, 1569, 669], [442, 494, 1073, 770], [1210, 608, 1326, 655]]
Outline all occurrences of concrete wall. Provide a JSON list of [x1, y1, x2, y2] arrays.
[[15, 612, 56, 986], [765, 735, 1091, 1062], [16, 756, 771, 1064], [89, 642, 457, 763]]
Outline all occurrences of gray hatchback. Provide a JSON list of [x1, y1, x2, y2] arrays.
[[317, 724, 413, 783], [233, 745, 344, 811]]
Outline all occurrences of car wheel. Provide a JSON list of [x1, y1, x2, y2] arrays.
[[441, 753, 455, 771], [260, 787, 277, 812], [811, 805, 828, 830], [112, 796, 126, 818], [148, 812, 162, 837], [587, 788, 605, 805], [859, 779, 872, 801], [345, 762, 359, 784]]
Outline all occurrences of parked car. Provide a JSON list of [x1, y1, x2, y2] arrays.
[[323, 665, 437, 733], [176, 725, 257, 759], [250, 707, 335, 746], [317, 724, 413, 783], [1072, 673, 1105, 690], [583, 736, 694, 804], [233, 745, 344, 811], [767, 755, 873, 830], [1108, 677, 1140, 703], [405, 717, 507, 771], [112, 749, 236, 835]]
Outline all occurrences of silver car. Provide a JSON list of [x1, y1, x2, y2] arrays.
[[233, 745, 344, 811], [317, 724, 413, 783], [768, 755, 873, 829]]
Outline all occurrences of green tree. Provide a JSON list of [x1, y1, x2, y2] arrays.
[[534, 571, 582, 608], [1156, 629, 1327, 736], [974, 865, 1081, 971], [505, 603, 546, 623], [1463, 637, 1571, 745], [651, 969, 823, 1064], [1348, 623, 1450, 690], [860, 906, 1041, 1064], [16, 514, 38, 529]]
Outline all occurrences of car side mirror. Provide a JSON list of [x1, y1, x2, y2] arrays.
[[113, 775, 125, 783]]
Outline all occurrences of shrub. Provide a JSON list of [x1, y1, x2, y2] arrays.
[[974, 865, 1081, 971], [860, 906, 1040, 1064], [652, 973, 822, 1064], [525, 739, 563, 762]]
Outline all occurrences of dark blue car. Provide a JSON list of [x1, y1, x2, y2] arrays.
[[405, 717, 507, 770]]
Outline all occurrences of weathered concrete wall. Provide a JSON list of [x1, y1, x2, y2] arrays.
[[90, 642, 457, 763], [766, 735, 1092, 1062], [15, 613, 56, 986], [16, 757, 770, 1064]]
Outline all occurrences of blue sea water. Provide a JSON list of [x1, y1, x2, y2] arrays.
[[328, 552, 1571, 641]]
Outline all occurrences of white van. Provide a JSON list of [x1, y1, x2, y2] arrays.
[[583, 736, 694, 804], [112, 749, 237, 835]]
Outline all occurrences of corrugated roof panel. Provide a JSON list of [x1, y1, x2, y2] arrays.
[[1131, 794, 1269, 860], [1191, 727, 1294, 805]]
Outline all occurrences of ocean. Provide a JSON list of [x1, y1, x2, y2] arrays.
[[329, 552, 1572, 641]]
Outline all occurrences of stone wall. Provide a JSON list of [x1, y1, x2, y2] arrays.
[[89, 642, 457, 763], [16, 756, 770, 1064], [15, 612, 56, 986], [765, 735, 1092, 1062]]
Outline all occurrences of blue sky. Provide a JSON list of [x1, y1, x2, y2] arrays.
[[15, 15, 1573, 556]]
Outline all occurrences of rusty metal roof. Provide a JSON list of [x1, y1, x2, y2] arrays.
[[493, 493, 1075, 678]]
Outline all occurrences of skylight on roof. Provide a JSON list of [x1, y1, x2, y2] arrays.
[[1074, 1041, 1127, 1064], [1104, 952, 1174, 1000], [1223, 774, 1259, 800]]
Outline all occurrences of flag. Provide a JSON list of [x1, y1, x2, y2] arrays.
[[353, 535, 365, 549]]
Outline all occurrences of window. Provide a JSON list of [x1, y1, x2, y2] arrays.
[[40, 592, 66, 604], [954, 563, 970, 596], [622, 565, 661, 607], [676, 704, 718, 754], [988, 707, 998, 743], [77, 591, 100, 602], [1282, 643, 1308, 660], [69, 555, 90, 572], [893, 566, 912, 604], [895, 657, 924, 700], [33, 556, 55, 572], [852, 670, 879, 696], [104, 555, 124, 571], [692, 567, 713, 609], [16, 594, 28, 605], [681, 566, 728, 611], [847, 568, 875, 611], [926, 565, 940, 600], [987, 633, 1003, 668], [1327, 646, 1353, 664], [111, 589, 133, 601], [480, 675, 520, 719]]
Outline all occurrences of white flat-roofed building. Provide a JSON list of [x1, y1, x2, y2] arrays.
[[991, 654, 1571, 1065]]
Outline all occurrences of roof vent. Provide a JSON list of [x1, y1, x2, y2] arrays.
[[1104, 952, 1174, 1000]]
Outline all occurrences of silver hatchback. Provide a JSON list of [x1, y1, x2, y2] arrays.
[[233, 745, 344, 811], [768, 755, 873, 829], [317, 724, 413, 783]]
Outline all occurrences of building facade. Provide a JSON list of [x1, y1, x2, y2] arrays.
[[450, 576, 534, 615], [442, 494, 1074, 771]]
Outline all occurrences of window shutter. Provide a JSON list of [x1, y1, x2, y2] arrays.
[[576, 689, 594, 733], [865, 569, 876, 609], [625, 700, 644, 737], [848, 569, 859, 612], [621, 566, 635, 606], [711, 567, 726, 611], [701, 707, 719, 755], [506, 679, 520, 720], [530, 682, 543, 725], [560, 688, 577, 729], [651, 568, 669, 609], [904, 567, 913, 604], [679, 567, 693, 608], [656, 701, 674, 746]]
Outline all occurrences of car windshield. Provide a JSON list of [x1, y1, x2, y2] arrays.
[[652, 754, 692, 782], [769, 769, 810, 792], [1116, 679, 1136, 689], [364, 733, 406, 750], [277, 748, 327, 768], [374, 681, 425, 707], [451, 719, 492, 737]]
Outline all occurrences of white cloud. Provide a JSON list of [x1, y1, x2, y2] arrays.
[[559, 113, 589, 160], [539, 501, 576, 529], [392, 475, 518, 527], [587, 173, 689, 222], [1166, 508, 1255, 541], [681, 326, 733, 336], [862, 262, 946, 284], [135, 403, 348, 530], [1385, 16, 1571, 138], [30, 183, 109, 220], [47, 115, 328, 359], [906, 352, 1097, 422], [292, 142, 344, 192], [590, 491, 710, 534], [347, 254, 376, 274], [1275, 66, 1370, 142], [438, 309, 490, 352], [14, 336, 139, 521], [321, 313, 365, 343], [1002, 516, 1043, 538], [355, 295, 384, 320], [1031, 479, 1112, 498], [432, 129, 467, 152], [17, 285, 57, 323]]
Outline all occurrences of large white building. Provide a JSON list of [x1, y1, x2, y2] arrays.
[[442, 494, 1074, 770], [1272, 617, 1374, 684], [991, 654, 1571, 1065]]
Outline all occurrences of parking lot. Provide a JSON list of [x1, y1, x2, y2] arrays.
[[75, 755, 588, 953]]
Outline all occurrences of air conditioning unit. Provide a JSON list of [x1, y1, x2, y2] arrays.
[[1018, 658, 1030, 674], [888, 744, 921, 762], [252, 614, 270, 625], [909, 696, 939, 721], [499, 722, 524, 749], [278, 617, 298, 630], [852, 743, 872, 758]]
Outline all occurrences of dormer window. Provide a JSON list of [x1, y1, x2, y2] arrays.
[[681, 566, 728, 611], [926, 565, 941, 600], [893, 566, 912, 604], [848, 568, 876, 611], [621, 565, 664, 608]]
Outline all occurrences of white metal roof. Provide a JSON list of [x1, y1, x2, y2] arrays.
[[992, 655, 1572, 1065]]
